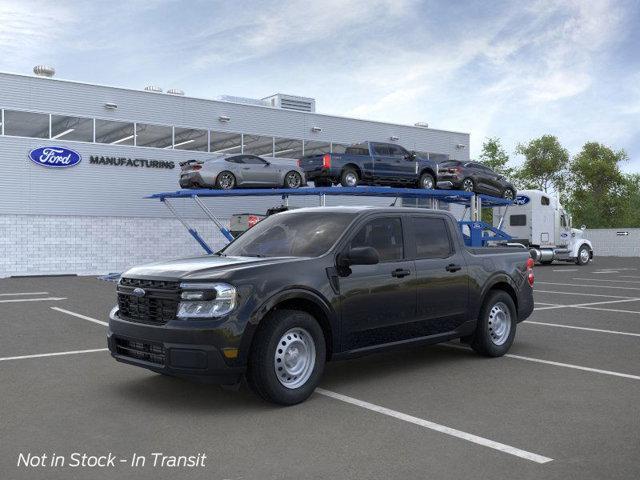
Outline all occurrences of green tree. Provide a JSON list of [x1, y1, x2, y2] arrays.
[[479, 137, 514, 177], [515, 135, 569, 193], [566, 142, 628, 228], [619, 174, 640, 227]]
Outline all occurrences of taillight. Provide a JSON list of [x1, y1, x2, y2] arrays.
[[297, 159, 301, 167], [322, 153, 331, 169], [248, 215, 261, 228], [192, 164, 202, 171], [526, 258, 535, 286]]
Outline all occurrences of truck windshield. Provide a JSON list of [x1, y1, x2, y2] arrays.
[[220, 212, 357, 258]]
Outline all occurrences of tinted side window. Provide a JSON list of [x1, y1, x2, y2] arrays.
[[510, 215, 527, 226], [243, 155, 267, 165], [372, 144, 390, 156], [541, 196, 550, 205], [226, 156, 244, 164], [350, 217, 403, 262], [412, 217, 452, 258], [387, 145, 405, 157]]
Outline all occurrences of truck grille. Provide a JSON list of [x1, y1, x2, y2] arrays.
[[115, 337, 165, 365], [117, 278, 180, 325]]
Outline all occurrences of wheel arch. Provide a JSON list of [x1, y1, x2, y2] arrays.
[[243, 289, 338, 363], [342, 163, 362, 178], [571, 239, 593, 258], [478, 274, 519, 318]]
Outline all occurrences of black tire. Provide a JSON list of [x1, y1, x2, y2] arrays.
[[215, 171, 236, 190], [314, 179, 332, 187], [246, 309, 326, 405], [418, 172, 435, 189], [576, 245, 591, 265], [340, 168, 359, 187], [461, 178, 475, 192], [283, 171, 303, 189], [470, 290, 517, 357], [502, 188, 516, 200]]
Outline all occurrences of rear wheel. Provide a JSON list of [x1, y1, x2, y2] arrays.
[[576, 245, 591, 265], [462, 178, 475, 192], [284, 171, 302, 189], [418, 172, 435, 189], [470, 290, 516, 357], [215, 171, 236, 190], [247, 309, 326, 405], [502, 188, 515, 200], [340, 168, 359, 187]]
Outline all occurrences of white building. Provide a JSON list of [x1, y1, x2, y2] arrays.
[[0, 69, 470, 276]]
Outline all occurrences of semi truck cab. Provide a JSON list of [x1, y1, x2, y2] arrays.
[[494, 189, 593, 265]]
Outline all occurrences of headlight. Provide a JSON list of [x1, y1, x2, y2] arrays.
[[177, 282, 237, 319]]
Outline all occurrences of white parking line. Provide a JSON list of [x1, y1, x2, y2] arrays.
[[534, 298, 640, 311], [316, 388, 553, 464], [572, 278, 640, 285], [573, 306, 640, 315], [618, 275, 640, 279], [0, 348, 108, 362], [523, 321, 640, 337], [444, 344, 640, 381], [552, 269, 578, 272], [51, 307, 108, 326], [535, 290, 640, 299], [536, 282, 640, 291], [0, 297, 67, 303], [0, 292, 49, 296]]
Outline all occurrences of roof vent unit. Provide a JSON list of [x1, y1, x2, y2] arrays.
[[414, 122, 429, 128], [144, 85, 163, 93], [33, 65, 55, 78], [262, 93, 316, 113], [167, 88, 185, 96], [217, 95, 270, 107]]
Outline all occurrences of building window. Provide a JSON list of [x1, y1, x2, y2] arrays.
[[210, 131, 242, 154], [331, 143, 349, 154], [95, 119, 135, 145], [173, 127, 208, 151], [303, 140, 331, 156], [273, 137, 303, 159], [3, 110, 50, 139], [243, 134, 274, 156], [50, 114, 94, 142], [135, 123, 173, 148]]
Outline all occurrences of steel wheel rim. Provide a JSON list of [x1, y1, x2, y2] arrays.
[[580, 248, 589, 263], [286, 172, 301, 188], [488, 302, 511, 346], [503, 189, 514, 200], [345, 172, 357, 186], [219, 173, 234, 189], [274, 328, 316, 389], [421, 176, 434, 189], [463, 179, 474, 191]]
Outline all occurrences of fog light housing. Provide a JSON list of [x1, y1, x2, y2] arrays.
[[178, 282, 237, 319]]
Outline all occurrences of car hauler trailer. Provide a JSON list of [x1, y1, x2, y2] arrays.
[[146, 186, 514, 252], [492, 189, 593, 265]]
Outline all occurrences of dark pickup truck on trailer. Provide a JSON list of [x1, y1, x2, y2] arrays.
[[108, 206, 534, 405], [298, 142, 439, 189]]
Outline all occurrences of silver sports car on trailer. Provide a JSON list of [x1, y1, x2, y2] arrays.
[[179, 154, 307, 189]]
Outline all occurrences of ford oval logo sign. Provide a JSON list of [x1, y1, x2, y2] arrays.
[[28, 146, 82, 168], [514, 195, 530, 206], [131, 288, 146, 297]]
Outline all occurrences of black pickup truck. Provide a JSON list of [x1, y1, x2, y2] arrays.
[[298, 141, 439, 189], [108, 207, 534, 405]]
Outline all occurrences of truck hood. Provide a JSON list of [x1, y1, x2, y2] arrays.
[[121, 255, 304, 280]]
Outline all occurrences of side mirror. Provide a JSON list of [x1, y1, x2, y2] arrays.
[[404, 152, 416, 160], [581, 225, 586, 230], [342, 246, 379, 266], [264, 161, 271, 166]]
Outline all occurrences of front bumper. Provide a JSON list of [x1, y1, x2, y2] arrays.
[[107, 310, 245, 384]]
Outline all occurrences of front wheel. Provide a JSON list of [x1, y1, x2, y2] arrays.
[[247, 309, 326, 405], [470, 290, 517, 357], [418, 172, 435, 189], [284, 171, 303, 189], [576, 245, 591, 265], [462, 178, 475, 192], [502, 188, 516, 200]]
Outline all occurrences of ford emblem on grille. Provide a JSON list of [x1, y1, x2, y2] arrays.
[[131, 288, 146, 297]]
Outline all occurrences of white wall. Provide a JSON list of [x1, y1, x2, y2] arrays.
[[583, 229, 640, 257]]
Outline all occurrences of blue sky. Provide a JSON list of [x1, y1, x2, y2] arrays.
[[1, 0, 639, 171]]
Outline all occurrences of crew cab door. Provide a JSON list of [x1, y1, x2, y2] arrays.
[[370, 143, 394, 181], [338, 215, 417, 351], [409, 215, 470, 333]]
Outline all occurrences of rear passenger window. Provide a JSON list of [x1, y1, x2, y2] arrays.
[[510, 215, 527, 226], [412, 217, 452, 258], [350, 218, 403, 262]]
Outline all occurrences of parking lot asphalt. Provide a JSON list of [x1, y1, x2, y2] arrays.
[[1, 257, 640, 480]]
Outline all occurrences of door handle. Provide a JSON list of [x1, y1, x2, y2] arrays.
[[391, 268, 411, 278], [242, 167, 251, 170], [446, 264, 462, 272]]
